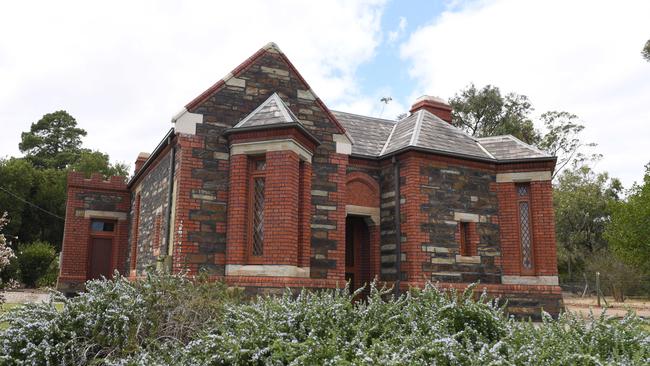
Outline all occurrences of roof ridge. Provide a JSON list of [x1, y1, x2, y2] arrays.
[[380, 122, 399, 156], [331, 110, 397, 124], [410, 110, 424, 146], [505, 135, 550, 157]]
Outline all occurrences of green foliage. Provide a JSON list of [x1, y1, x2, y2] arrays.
[[449, 83, 540, 144], [0, 158, 66, 250], [538, 111, 599, 178], [1, 273, 648, 365], [643, 39, 650, 62], [16, 241, 56, 287], [36, 258, 59, 288], [19, 110, 87, 170], [72, 149, 130, 178], [554, 164, 622, 282], [606, 164, 650, 276]]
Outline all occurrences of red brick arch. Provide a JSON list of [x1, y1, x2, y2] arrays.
[[346, 172, 380, 208]]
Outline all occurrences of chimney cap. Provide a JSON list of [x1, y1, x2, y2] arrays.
[[137, 152, 151, 160], [409, 95, 453, 123], [414, 95, 447, 105]]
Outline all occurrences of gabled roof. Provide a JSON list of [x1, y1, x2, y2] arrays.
[[335, 109, 554, 163], [233, 93, 301, 129]]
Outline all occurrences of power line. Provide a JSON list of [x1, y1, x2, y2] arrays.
[[0, 185, 65, 221]]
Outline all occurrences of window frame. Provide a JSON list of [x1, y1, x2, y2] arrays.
[[516, 182, 535, 275], [458, 221, 472, 257], [247, 155, 266, 260]]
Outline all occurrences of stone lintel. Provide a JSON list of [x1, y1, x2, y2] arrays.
[[501, 275, 559, 286], [230, 139, 313, 162], [83, 210, 127, 221], [345, 205, 380, 225], [455, 255, 481, 264], [496, 171, 552, 183], [453, 212, 479, 222], [225, 264, 310, 278]]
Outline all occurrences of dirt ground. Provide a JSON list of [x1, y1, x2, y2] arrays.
[[562, 292, 650, 318], [1, 289, 51, 304]]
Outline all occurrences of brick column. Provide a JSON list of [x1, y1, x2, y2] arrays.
[[226, 154, 249, 264]]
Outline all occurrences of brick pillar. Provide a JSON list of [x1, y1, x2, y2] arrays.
[[226, 154, 249, 264], [531, 180, 558, 276], [264, 150, 300, 265]]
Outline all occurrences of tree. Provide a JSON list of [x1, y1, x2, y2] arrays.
[[538, 111, 598, 178], [605, 163, 650, 275], [553, 163, 622, 282], [449, 84, 539, 144], [72, 150, 129, 178], [643, 39, 650, 62], [19, 110, 87, 169]]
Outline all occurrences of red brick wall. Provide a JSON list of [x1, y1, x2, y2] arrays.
[[58, 172, 130, 293], [497, 179, 558, 276]]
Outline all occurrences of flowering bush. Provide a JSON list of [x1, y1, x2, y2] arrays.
[[1, 273, 648, 365], [0, 212, 17, 300]]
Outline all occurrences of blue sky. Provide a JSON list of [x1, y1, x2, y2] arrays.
[[356, 0, 447, 118], [1, 0, 649, 187]]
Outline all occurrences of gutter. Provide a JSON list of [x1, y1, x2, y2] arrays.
[[164, 136, 177, 273]]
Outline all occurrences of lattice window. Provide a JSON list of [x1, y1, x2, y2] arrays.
[[519, 201, 533, 269], [516, 183, 534, 271], [249, 156, 266, 257], [252, 177, 265, 256]]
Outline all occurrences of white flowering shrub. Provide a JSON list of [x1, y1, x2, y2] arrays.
[[0, 212, 17, 300], [1, 273, 648, 365]]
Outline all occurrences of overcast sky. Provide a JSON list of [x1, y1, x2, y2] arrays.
[[1, 0, 648, 187]]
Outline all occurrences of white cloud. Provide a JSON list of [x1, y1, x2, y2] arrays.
[[387, 16, 407, 44], [0, 0, 386, 170], [400, 0, 650, 187]]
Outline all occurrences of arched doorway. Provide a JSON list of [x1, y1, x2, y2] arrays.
[[345, 215, 371, 291], [344, 171, 381, 293]]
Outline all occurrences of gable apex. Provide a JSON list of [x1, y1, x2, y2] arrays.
[[184, 42, 347, 135]]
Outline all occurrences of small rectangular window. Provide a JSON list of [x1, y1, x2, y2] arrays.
[[91, 220, 114, 232], [459, 222, 471, 256]]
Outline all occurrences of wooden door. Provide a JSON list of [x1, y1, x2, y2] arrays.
[[89, 237, 112, 280], [345, 216, 369, 291]]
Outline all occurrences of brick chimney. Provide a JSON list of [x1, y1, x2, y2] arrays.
[[134, 152, 150, 174], [409, 95, 452, 124]]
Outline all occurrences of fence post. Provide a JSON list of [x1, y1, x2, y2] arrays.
[[596, 272, 601, 308]]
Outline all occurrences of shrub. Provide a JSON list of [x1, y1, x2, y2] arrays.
[[16, 241, 56, 287], [1, 273, 648, 365], [35, 257, 59, 288]]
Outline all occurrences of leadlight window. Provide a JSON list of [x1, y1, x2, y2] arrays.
[[516, 183, 534, 272], [250, 156, 266, 257], [91, 220, 114, 232]]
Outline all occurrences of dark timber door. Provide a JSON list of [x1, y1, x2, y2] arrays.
[[345, 216, 370, 292], [89, 238, 112, 280]]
